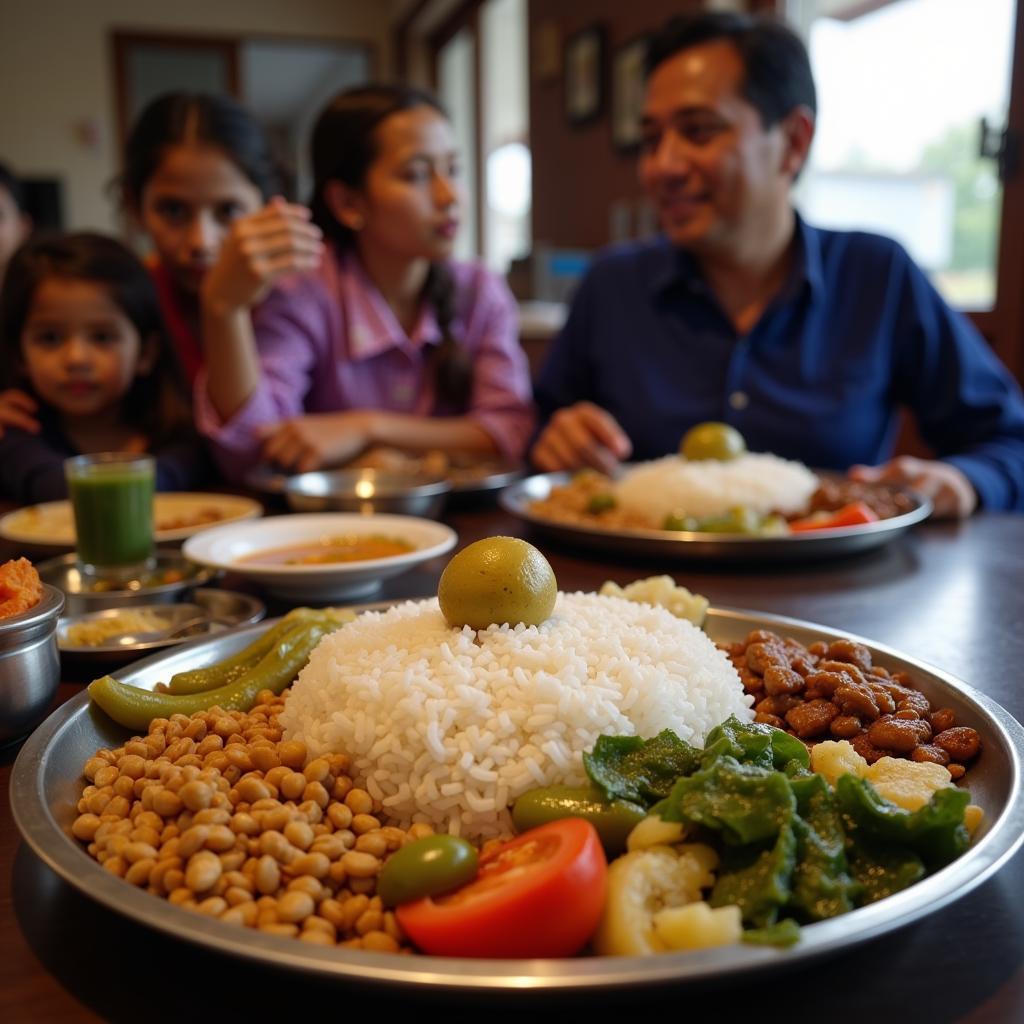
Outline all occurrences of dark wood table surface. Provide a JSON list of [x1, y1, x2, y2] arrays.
[[3, 503, 1023, 1023]]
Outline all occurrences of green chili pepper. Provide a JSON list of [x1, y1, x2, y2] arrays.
[[512, 785, 646, 856], [166, 608, 351, 694], [89, 619, 331, 731]]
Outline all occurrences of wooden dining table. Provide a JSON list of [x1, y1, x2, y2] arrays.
[[2, 500, 1022, 1023]]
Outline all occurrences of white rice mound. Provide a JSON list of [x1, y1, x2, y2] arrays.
[[279, 593, 753, 841], [613, 453, 819, 522]]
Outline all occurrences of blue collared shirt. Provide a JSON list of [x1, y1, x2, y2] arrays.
[[535, 217, 1024, 510]]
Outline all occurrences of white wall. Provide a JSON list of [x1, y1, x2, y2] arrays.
[[0, 0, 394, 232]]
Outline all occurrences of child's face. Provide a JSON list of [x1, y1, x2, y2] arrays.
[[20, 278, 154, 419], [137, 144, 264, 293], [339, 106, 462, 265]]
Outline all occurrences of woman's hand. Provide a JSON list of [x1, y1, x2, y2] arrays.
[[0, 389, 40, 437], [531, 402, 633, 474], [259, 411, 378, 474], [201, 197, 324, 316], [849, 456, 977, 519]]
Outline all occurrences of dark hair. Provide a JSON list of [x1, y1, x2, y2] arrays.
[[0, 162, 26, 212], [310, 84, 472, 408], [0, 232, 196, 446], [645, 12, 817, 127], [120, 93, 280, 208]]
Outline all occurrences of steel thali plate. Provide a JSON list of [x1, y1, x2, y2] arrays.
[[10, 607, 1024, 992], [499, 472, 933, 562]]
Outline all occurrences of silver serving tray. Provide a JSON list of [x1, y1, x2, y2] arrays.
[[57, 588, 266, 665], [10, 608, 1024, 993], [500, 472, 933, 561], [246, 461, 523, 498]]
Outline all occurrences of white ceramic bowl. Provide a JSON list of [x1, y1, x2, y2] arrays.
[[182, 513, 457, 601]]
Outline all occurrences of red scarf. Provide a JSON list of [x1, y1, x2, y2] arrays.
[[148, 260, 203, 385]]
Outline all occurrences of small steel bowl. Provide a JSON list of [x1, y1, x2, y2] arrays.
[[284, 468, 452, 518], [36, 549, 217, 616], [0, 583, 64, 744]]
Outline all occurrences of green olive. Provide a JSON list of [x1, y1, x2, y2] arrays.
[[695, 506, 762, 534], [587, 493, 617, 514], [511, 785, 647, 857], [663, 513, 700, 532], [377, 834, 479, 908], [438, 536, 558, 630], [680, 422, 747, 461]]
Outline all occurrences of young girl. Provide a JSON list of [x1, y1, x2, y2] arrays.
[[121, 92, 323, 384], [0, 94, 322, 437], [0, 232, 209, 503], [195, 84, 535, 478]]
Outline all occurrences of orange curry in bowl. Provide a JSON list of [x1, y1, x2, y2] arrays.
[[239, 535, 414, 567]]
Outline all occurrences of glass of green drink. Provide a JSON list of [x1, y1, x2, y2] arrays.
[[64, 453, 155, 579]]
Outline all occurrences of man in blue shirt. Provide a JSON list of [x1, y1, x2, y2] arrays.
[[531, 12, 1024, 516]]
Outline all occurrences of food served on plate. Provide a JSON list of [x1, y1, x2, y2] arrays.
[[530, 422, 917, 536], [239, 535, 414, 567], [65, 608, 173, 647], [350, 445, 516, 487], [0, 557, 43, 618], [0, 494, 259, 545], [76, 540, 983, 957]]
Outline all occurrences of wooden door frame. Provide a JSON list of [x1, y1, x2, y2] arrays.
[[427, 1, 488, 258], [986, 0, 1024, 380], [111, 31, 241, 156]]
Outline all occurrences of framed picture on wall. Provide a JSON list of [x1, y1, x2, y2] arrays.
[[612, 35, 650, 152], [564, 25, 605, 125]]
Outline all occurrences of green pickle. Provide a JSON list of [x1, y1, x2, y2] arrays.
[[663, 513, 699, 532], [512, 785, 646, 856], [377, 834, 479, 908], [166, 608, 347, 694], [88, 619, 332, 731], [695, 506, 762, 534]]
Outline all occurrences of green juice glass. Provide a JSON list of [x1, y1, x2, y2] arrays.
[[64, 453, 156, 579]]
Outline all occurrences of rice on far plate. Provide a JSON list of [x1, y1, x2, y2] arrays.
[[613, 452, 819, 522], [279, 589, 751, 840]]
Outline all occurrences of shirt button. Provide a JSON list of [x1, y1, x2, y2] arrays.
[[391, 381, 414, 405], [729, 391, 749, 410]]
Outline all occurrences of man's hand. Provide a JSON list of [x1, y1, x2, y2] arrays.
[[531, 402, 632, 474], [849, 455, 977, 519]]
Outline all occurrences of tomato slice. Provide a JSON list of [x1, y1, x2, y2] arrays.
[[788, 500, 880, 532], [395, 818, 608, 958]]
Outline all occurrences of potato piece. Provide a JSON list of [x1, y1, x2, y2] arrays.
[[599, 576, 709, 626], [964, 804, 985, 836], [653, 901, 743, 952], [627, 815, 686, 851], [593, 846, 716, 957], [863, 756, 953, 811], [810, 739, 869, 786]]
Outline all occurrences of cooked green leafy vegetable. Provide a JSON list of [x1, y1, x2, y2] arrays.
[[835, 773, 971, 869], [577, 715, 975, 947], [711, 823, 797, 927], [656, 756, 795, 845], [702, 717, 810, 772], [741, 918, 802, 947], [583, 730, 702, 806]]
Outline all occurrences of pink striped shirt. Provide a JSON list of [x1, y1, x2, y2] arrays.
[[195, 246, 535, 479]]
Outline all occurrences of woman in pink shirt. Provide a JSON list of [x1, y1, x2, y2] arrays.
[[197, 84, 535, 478]]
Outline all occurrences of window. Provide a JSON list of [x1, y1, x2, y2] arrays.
[[432, 0, 531, 272], [791, 0, 1015, 309]]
